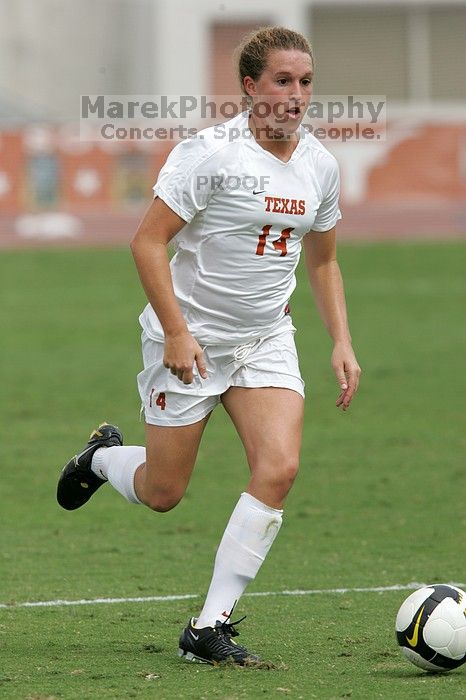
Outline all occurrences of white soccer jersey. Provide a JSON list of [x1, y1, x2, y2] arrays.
[[140, 111, 341, 345]]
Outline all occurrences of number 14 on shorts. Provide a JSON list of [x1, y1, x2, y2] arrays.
[[150, 388, 166, 410]]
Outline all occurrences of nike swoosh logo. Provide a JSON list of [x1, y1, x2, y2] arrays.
[[406, 605, 425, 647], [253, 190, 266, 195], [189, 630, 199, 641]]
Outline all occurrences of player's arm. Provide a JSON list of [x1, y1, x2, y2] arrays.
[[130, 196, 207, 384], [303, 227, 361, 410]]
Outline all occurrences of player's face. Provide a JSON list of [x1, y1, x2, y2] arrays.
[[245, 49, 313, 136]]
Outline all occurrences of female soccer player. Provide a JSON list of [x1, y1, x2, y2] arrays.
[[57, 26, 361, 665]]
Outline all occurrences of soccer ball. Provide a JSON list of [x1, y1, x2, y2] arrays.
[[396, 584, 466, 672]]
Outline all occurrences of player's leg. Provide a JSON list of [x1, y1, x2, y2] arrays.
[[179, 386, 303, 665], [57, 327, 219, 511], [196, 387, 303, 620], [95, 415, 212, 511], [133, 418, 211, 511], [222, 386, 304, 507], [56, 413, 212, 512]]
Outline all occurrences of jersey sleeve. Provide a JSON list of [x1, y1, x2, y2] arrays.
[[153, 137, 214, 222], [312, 154, 342, 232]]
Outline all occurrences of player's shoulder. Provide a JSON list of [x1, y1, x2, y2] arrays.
[[300, 129, 339, 172], [168, 112, 248, 169]]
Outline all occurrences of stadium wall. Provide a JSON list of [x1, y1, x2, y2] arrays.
[[0, 111, 465, 247], [0, 0, 465, 246]]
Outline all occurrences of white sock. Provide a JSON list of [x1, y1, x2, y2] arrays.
[[91, 446, 144, 504], [195, 491, 283, 629]]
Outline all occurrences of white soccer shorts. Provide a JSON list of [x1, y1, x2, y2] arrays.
[[137, 317, 305, 427]]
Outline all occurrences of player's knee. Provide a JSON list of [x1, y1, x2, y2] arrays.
[[143, 488, 184, 513], [255, 452, 300, 496], [277, 457, 300, 492]]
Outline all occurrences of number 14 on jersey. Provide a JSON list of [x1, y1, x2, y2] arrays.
[[256, 225, 294, 257]]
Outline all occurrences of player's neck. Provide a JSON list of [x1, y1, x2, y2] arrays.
[[248, 114, 300, 163]]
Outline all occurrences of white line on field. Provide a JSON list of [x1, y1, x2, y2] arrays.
[[4, 582, 462, 611]]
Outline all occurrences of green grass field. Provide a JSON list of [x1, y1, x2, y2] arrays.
[[1, 241, 465, 699]]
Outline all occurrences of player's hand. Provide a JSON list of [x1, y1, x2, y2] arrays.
[[331, 342, 361, 411], [163, 332, 208, 385]]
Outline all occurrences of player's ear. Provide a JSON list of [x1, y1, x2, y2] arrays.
[[243, 76, 256, 97]]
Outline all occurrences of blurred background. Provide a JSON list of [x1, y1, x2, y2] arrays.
[[0, 0, 465, 246]]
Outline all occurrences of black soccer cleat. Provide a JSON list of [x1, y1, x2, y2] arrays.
[[57, 422, 123, 511], [178, 615, 261, 666]]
